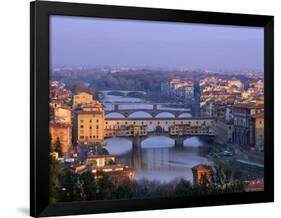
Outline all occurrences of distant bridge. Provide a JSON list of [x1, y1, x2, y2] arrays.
[[104, 102, 185, 107], [105, 104, 191, 118], [99, 90, 147, 97], [104, 117, 215, 148]]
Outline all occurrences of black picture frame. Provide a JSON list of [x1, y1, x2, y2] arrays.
[[30, 1, 274, 217]]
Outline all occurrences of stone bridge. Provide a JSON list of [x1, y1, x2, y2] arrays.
[[104, 117, 215, 148], [105, 104, 191, 118], [100, 90, 147, 97], [129, 132, 193, 149]]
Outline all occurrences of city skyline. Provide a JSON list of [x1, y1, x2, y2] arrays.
[[48, 15, 265, 203], [50, 15, 264, 71]]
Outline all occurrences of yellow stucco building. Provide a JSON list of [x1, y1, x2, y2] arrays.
[[76, 103, 105, 145], [73, 92, 94, 107]]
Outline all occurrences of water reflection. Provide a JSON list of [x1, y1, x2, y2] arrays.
[[104, 136, 212, 183], [102, 94, 211, 183]]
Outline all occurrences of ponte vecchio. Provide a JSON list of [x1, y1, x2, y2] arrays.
[[104, 117, 215, 148]]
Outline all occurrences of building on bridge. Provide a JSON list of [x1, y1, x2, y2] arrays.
[[170, 123, 215, 136], [105, 125, 147, 138], [104, 117, 215, 148], [104, 118, 215, 136]]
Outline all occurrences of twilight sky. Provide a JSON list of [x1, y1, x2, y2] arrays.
[[50, 15, 264, 71]]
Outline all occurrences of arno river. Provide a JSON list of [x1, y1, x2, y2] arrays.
[[102, 94, 213, 183]]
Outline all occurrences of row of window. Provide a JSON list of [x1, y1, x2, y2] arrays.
[[105, 120, 208, 125], [80, 119, 99, 123], [170, 130, 212, 134], [80, 125, 99, 129], [79, 135, 99, 139]]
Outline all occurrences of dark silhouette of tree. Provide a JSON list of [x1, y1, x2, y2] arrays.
[[49, 154, 59, 203], [55, 137, 62, 157], [174, 179, 193, 197], [79, 171, 98, 200], [96, 173, 114, 200], [57, 170, 82, 202], [49, 134, 54, 153], [112, 179, 135, 199]]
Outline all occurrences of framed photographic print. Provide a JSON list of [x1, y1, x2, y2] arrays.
[[30, 1, 274, 217]]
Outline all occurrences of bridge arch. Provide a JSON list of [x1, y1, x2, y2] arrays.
[[105, 112, 126, 118], [126, 91, 146, 98], [155, 125, 164, 134], [128, 111, 153, 118], [154, 112, 176, 118], [104, 137, 132, 155], [177, 112, 192, 118], [141, 135, 174, 148]]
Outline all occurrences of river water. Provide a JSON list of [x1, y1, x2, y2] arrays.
[[102, 94, 213, 183]]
